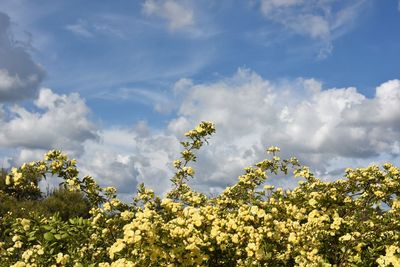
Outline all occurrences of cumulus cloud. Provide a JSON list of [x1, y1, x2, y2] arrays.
[[0, 88, 98, 158], [258, 0, 366, 58], [1, 67, 400, 198], [77, 70, 400, 196], [142, 0, 194, 30], [71, 120, 185, 199], [0, 12, 45, 102], [163, 70, 400, 191], [73, 71, 400, 196]]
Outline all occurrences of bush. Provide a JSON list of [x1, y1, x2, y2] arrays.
[[0, 121, 399, 266], [0, 167, 91, 221], [0, 187, 91, 220], [41, 187, 92, 220]]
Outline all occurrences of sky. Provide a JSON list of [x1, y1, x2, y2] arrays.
[[0, 0, 399, 199]]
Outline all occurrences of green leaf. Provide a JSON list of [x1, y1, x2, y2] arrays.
[[42, 225, 52, 231], [61, 233, 69, 239], [43, 232, 54, 241]]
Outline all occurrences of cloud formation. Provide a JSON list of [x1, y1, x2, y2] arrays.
[[65, 17, 125, 39], [0, 88, 98, 156], [258, 0, 366, 58], [95, 87, 174, 113], [74, 70, 400, 196], [142, 0, 194, 30], [2, 69, 400, 197], [165, 70, 400, 190], [79, 125, 180, 198], [0, 12, 45, 102], [65, 19, 94, 38]]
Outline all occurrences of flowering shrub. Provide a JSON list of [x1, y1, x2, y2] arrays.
[[0, 121, 400, 266]]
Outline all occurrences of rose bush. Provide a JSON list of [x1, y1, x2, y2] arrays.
[[0, 121, 399, 266]]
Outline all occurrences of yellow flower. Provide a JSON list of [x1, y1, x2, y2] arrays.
[[173, 160, 181, 168], [14, 241, 23, 248], [5, 175, 11, 185], [308, 198, 318, 207], [13, 172, 23, 185], [111, 199, 122, 207], [56, 253, 70, 265], [288, 233, 298, 244], [267, 146, 280, 154], [109, 240, 126, 259], [103, 203, 112, 211], [120, 211, 134, 221], [183, 166, 195, 176], [104, 187, 117, 194], [377, 246, 400, 266], [232, 235, 239, 244], [37, 247, 44, 255], [264, 185, 274, 190], [11, 262, 26, 267], [20, 219, 30, 231], [339, 234, 352, 241]]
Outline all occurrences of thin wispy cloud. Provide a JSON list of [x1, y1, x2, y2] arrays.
[[66, 18, 125, 38], [142, 0, 194, 30], [257, 0, 366, 58], [95, 87, 174, 113], [140, 0, 218, 40], [65, 20, 94, 38]]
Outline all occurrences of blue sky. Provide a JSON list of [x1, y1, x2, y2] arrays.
[[0, 0, 400, 198]]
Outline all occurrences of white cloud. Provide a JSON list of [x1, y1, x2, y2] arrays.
[[0, 12, 45, 102], [0, 88, 98, 156], [78, 124, 181, 197], [0, 69, 41, 98], [65, 20, 94, 38], [65, 17, 125, 38], [261, 0, 303, 14], [142, 0, 194, 30], [2, 69, 400, 198], [77, 71, 400, 195], [163, 70, 400, 191], [95, 87, 174, 113], [258, 0, 366, 58]]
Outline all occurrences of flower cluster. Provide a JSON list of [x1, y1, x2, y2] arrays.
[[1, 121, 400, 266]]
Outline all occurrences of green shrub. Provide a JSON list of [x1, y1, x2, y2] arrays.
[[40, 187, 91, 220], [0, 178, 91, 220]]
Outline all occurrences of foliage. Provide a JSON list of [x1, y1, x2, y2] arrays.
[[0, 170, 91, 221], [0, 121, 400, 266], [40, 187, 92, 220]]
